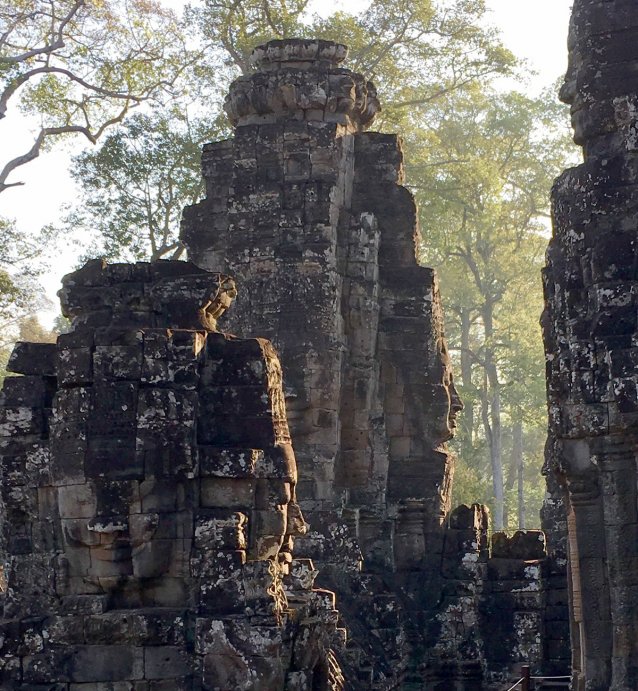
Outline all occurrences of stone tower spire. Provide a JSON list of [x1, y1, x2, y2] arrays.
[[182, 36, 461, 683], [225, 38, 379, 131], [182, 36, 459, 569]]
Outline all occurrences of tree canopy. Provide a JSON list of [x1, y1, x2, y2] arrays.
[[65, 111, 228, 262], [0, 0, 192, 192], [0, 216, 56, 379], [413, 85, 574, 528]]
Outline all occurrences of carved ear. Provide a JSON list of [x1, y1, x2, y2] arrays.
[[200, 277, 238, 330], [286, 501, 309, 537]]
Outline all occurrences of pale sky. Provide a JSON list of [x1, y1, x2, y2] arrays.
[[0, 0, 574, 317]]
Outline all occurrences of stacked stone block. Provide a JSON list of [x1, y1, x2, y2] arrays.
[[483, 531, 548, 682], [0, 259, 343, 689], [182, 39, 463, 684], [424, 504, 489, 688], [542, 0, 638, 688], [422, 509, 553, 690]]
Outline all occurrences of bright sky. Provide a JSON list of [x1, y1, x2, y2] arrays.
[[0, 0, 574, 318]]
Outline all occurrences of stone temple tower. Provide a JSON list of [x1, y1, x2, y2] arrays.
[[543, 1, 638, 689], [182, 37, 460, 582], [181, 39, 463, 679]]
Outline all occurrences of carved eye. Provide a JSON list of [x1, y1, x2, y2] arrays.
[[63, 520, 101, 547]]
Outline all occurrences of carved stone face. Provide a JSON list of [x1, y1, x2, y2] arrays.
[[426, 362, 464, 445], [59, 478, 189, 601], [448, 373, 463, 433]]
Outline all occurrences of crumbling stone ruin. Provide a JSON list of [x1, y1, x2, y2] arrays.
[[0, 259, 344, 688], [181, 38, 570, 688], [8, 11, 636, 686], [543, 0, 638, 689]]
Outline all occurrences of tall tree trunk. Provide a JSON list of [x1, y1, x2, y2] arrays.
[[513, 418, 525, 529], [482, 301, 504, 530], [459, 308, 474, 453], [486, 363, 504, 529]]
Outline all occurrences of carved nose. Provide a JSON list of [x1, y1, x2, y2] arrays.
[[287, 501, 309, 537]]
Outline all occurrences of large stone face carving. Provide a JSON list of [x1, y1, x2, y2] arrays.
[[542, 1, 638, 689], [182, 37, 563, 688], [0, 259, 343, 689], [182, 35, 460, 576]]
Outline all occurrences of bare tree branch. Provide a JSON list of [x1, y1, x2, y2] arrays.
[[0, 0, 84, 63], [0, 98, 132, 193]]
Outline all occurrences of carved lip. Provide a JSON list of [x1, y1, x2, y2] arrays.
[[91, 538, 155, 562], [91, 538, 132, 563]]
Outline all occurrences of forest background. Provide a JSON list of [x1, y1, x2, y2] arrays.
[[0, 0, 577, 531]]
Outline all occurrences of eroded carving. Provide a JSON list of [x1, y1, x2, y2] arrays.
[[0, 259, 343, 689]]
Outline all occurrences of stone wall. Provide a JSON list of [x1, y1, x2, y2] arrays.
[[542, 1, 638, 689], [425, 508, 558, 689], [0, 259, 343, 689]]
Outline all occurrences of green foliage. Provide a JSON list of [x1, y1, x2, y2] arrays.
[[16, 314, 57, 343], [0, 0, 194, 190], [312, 0, 515, 130], [0, 217, 45, 330], [60, 111, 228, 262], [414, 85, 575, 528], [187, 0, 310, 73], [0, 217, 57, 382]]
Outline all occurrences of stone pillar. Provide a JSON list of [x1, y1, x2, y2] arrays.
[[484, 531, 548, 683], [539, 466, 572, 677], [543, 1, 638, 688]]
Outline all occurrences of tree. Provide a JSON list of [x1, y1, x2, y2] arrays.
[[312, 0, 514, 131], [188, 0, 515, 93], [415, 86, 574, 529], [187, 0, 310, 74], [0, 217, 56, 380], [62, 111, 228, 262], [0, 0, 193, 192], [55, 0, 514, 262], [0, 216, 52, 328]]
